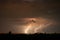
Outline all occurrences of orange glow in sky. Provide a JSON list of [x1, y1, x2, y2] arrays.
[[23, 18, 53, 34]]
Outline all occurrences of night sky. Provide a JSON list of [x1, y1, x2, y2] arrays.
[[0, 0, 60, 34]]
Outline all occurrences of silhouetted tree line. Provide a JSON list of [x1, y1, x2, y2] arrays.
[[0, 32, 60, 40]]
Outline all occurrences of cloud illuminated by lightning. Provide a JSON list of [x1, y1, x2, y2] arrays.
[[23, 18, 53, 34]]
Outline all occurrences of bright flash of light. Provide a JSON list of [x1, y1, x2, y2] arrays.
[[25, 24, 32, 34], [23, 18, 54, 34]]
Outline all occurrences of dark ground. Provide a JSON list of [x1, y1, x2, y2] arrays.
[[0, 32, 60, 40]]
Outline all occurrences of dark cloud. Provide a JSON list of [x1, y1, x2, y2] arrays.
[[0, 0, 60, 33]]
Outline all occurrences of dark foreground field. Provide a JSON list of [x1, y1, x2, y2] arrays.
[[0, 33, 60, 40]]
